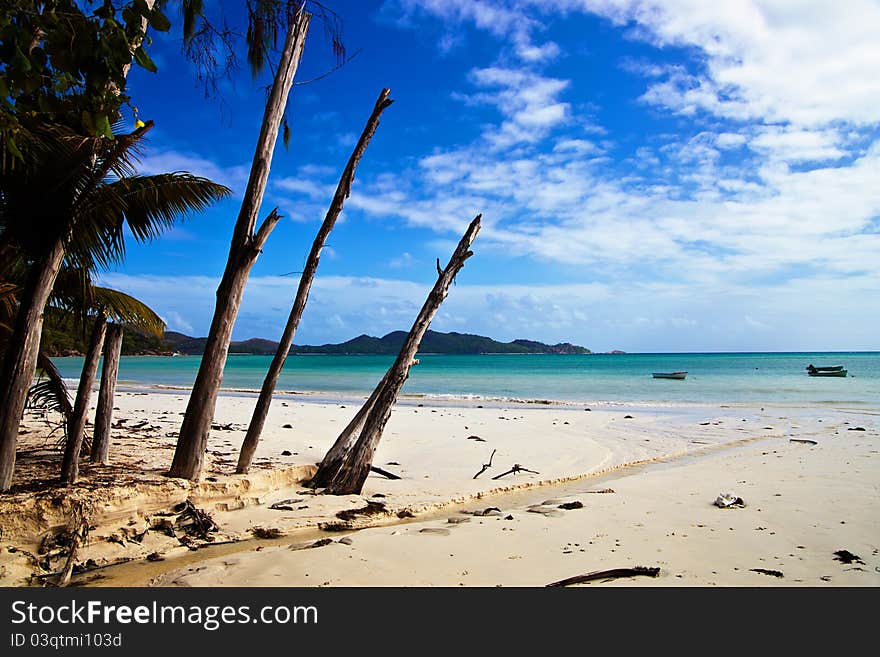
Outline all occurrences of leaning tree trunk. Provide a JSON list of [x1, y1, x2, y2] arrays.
[[170, 8, 311, 481], [90, 323, 123, 465], [60, 313, 107, 484], [236, 88, 394, 474], [317, 215, 482, 495], [306, 371, 390, 488], [0, 236, 67, 491]]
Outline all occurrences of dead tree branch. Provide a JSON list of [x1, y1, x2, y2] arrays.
[[314, 215, 482, 494], [491, 463, 539, 479], [547, 566, 660, 587], [237, 88, 394, 474], [473, 448, 496, 479]]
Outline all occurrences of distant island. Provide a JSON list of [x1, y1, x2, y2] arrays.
[[43, 328, 590, 356], [165, 330, 591, 356]]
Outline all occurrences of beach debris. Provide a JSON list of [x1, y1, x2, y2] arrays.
[[419, 527, 450, 535], [527, 506, 562, 517], [790, 439, 818, 445], [558, 501, 584, 510], [587, 488, 615, 494], [467, 435, 486, 442], [57, 501, 91, 587], [269, 498, 303, 511], [211, 423, 240, 431], [335, 501, 388, 521], [751, 568, 784, 578], [833, 550, 864, 565], [369, 465, 401, 480], [492, 464, 539, 479], [847, 427, 866, 431], [472, 449, 497, 479], [472, 507, 501, 517], [713, 493, 746, 509], [172, 500, 218, 539], [251, 527, 282, 539], [547, 566, 660, 587]]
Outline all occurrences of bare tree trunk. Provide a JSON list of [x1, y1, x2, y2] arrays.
[[0, 237, 66, 491], [170, 8, 310, 481], [236, 89, 394, 474], [306, 371, 388, 488], [60, 314, 107, 484], [318, 215, 482, 495], [90, 323, 123, 465]]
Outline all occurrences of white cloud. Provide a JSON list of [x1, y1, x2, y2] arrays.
[[389, 252, 415, 268], [99, 272, 880, 351], [137, 150, 250, 195]]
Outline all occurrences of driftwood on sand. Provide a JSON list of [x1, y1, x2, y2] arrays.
[[492, 463, 539, 479], [472, 449, 496, 479], [547, 566, 660, 587], [369, 465, 401, 480]]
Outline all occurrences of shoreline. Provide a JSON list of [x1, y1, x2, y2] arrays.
[[87, 380, 880, 414], [1, 389, 876, 587]]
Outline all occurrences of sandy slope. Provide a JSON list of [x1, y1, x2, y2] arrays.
[[154, 413, 880, 587], [1, 389, 876, 587]]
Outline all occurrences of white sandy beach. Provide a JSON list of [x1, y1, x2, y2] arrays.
[[1, 390, 877, 587]]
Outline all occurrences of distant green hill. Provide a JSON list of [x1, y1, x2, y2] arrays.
[[47, 328, 590, 356], [289, 331, 590, 355]]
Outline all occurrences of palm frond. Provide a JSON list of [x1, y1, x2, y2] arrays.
[[28, 352, 73, 420], [79, 173, 231, 256], [0, 282, 19, 318], [90, 286, 165, 337]]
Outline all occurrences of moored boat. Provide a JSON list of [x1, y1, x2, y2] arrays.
[[652, 371, 687, 380], [806, 364, 847, 377]]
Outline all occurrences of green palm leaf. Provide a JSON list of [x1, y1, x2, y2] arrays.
[[28, 352, 73, 420]]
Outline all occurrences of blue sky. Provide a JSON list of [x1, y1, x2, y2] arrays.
[[102, 0, 880, 352]]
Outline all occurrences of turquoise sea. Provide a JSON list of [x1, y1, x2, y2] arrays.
[[54, 352, 880, 407]]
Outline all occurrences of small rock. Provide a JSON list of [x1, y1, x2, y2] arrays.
[[419, 527, 450, 535], [146, 552, 164, 562], [447, 516, 470, 524], [282, 424, 293, 429], [713, 493, 746, 509], [338, 537, 353, 546], [558, 501, 584, 510], [281, 450, 292, 456], [833, 549, 864, 564]]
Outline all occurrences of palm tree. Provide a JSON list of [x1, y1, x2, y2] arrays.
[[0, 120, 230, 491]]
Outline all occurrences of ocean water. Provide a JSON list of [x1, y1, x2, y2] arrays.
[[52, 352, 880, 407]]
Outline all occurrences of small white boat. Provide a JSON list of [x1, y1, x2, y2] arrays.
[[652, 371, 687, 380]]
